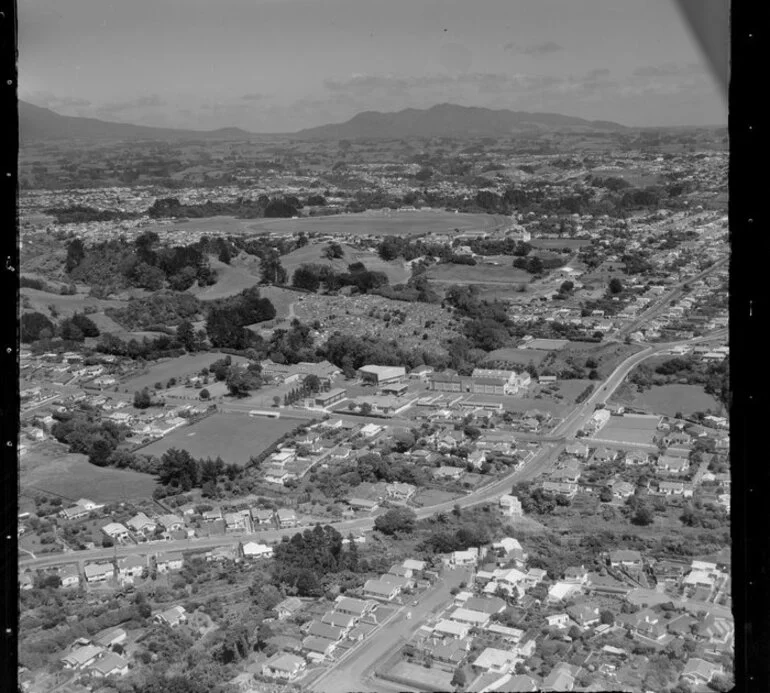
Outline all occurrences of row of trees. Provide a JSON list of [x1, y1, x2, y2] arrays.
[[291, 261, 390, 294], [21, 311, 99, 343]]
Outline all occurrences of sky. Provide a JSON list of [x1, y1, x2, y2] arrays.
[[19, 0, 727, 132]]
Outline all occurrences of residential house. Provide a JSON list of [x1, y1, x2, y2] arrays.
[[564, 566, 589, 585], [464, 596, 507, 615], [434, 466, 464, 481], [302, 635, 337, 661], [307, 621, 345, 641], [156, 514, 185, 532], [60, 564, 80, 588], [385, 482, 416, 502], [321, 611, 357, 631], [224, 511, 251, 532], [89, 653, 129, 678], [547, 581, 582, 604], [242, 542, 273, 559], [592, 447, 618, 463], [609, 550, 643, 570], [541, 481, 578, 499], [611, 480, 636, 499], [275, 509, 298, 528], [262, 653, 307, 681], [433, 619, 471, 640], [450, 608, 491, 628], [154, 551, 184, 573], [61, 645, 105, 670], [101, 522, 130, 542], [117, 556, 145, 582], [565, 441, 589, 459], [363, 579, 400, 601], [624, 450, 649, 466], [251, 508, 274, 526], [567, 603, 600, 628], [541, 662, 582, 692], [92, 627, 127, 649], [468, 450, 487, 469], [127, 512, 157, 536], [154, 605, 187, 627], [657, 455, 690, 474], [60, 499, 104, 521], [335, 596, 375, 618], [472, 648, 519, 674], [681, 658, 724, 685], [275, 597, 304, 621], [84, 562, 114, 584], [546, 614, 571, 629], [202, 508, 223, 523], [499, 494, 523, 517]]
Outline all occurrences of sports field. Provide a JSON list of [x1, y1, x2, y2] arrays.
[[483, 348, 549, 367], [139, 412, 299, 465], [530, 239, 592, 250], [630, 385, 723, 417]]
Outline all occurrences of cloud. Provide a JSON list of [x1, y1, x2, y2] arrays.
[[241, 92, 268, 101], [632, 63, 702, 78], [504, 41, 564, 56], [96, 94, 166, 113]]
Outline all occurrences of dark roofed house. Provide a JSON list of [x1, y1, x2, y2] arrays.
[[307, 620, 345, 641], [609, 550, 643, 569], [89, 653, 129, 678], [302, 635, 337, 660]]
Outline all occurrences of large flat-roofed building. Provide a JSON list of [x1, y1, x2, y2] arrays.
[[429, 373, 467, 393], [314, 388, 347, 408], [358, 365, 406, 385]]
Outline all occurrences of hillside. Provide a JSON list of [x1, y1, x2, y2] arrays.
[[18, 101, 255, 144], [294, 103, 627, 140]]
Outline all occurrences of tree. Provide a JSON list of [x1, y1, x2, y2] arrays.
[[226, 365, 261, 398], [631, 502, 655, 526], [599, 610, 614, 625], [59, 319, 84, 342], [451, 668, 467, 689], [199, 388, 210, 400], [374, 507, 417, 536], [134, 388, 153, 409], [609, 277, 624, 294], [599, 487, 613, 503], [260, 252, 288, 285], [323, 242, 344, 260], [360, 402, 373, 416], [21, 312, 55, 343], [559, 281, 574, 294], [65, 238, 86, 273], [176, 320, 197, 352], [70, 313, 100, 337]]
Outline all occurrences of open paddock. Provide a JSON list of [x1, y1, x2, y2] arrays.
[[529, 238, 592, 250], [144, 211, 497, 238], [120, 353, 249, 391], [139, 412, 300, 465], [189, 257, 260, 301], [411, 488, 462, 508], [21, 445, 157, 503], [482, 348, 549, 367], [628, 384, 723, 417], [426, 263, 532, 285]]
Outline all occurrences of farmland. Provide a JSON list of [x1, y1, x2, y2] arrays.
[[120, 353, 250, 392], [144, 210, 498, 238], [138, 412, 300, 465], [20, 445, 157, 503]]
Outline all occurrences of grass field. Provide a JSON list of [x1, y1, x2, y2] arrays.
[[426, 263, 532, 285], [258, 286, 300, 320], [139, 412, 299, 465], [381, 662, 454, 691], [529, 239, 592, 250], [189, 257, 260, 301], [591, 168, 664, 187], [21, 445, 157, 503], [592, 414, 661, 446], [120, 353, 249, 391], [483, 348, 549, 367], [144, 211, 497, 238], [21, 288, 127, 319], [629, 385, 722, 417]]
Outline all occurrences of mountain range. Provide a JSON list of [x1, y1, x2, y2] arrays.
[[19, 100, 627, 144]]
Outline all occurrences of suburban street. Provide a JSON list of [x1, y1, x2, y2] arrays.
[[19, 330, 726, 574], [309, 567, 473, 693]]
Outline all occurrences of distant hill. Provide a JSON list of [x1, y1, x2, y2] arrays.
[[294, 103, 627, 140], [18, 101, 255, 143]]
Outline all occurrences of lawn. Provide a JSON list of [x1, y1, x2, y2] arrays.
[[426, 263, 532, 285], [139, 413, 300, 465], [546, 379, 596, 403], [591, 414, 661, 446], [381, 661, 454, 692], [482, 348, 549, 367], [21, 288, 127, 319], [412, 489, 463, 508], [629, 385, 723, 417], [120, 353, 249, 391], [21, 445, 157, 503]]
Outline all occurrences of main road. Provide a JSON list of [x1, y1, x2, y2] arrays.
[[18, 331, 726, 573]]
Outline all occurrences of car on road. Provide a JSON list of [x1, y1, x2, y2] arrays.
[[411, 599, 419, 606]]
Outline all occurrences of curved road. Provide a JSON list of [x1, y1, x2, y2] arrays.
[[18, 331, 726, 573]]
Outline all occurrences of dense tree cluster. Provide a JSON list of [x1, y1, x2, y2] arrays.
[[96, 332, 187, 360], [156, 448, 241, 495], [50, 408, 131, 466], [291, 261, 389, 294], [272, 524, 359, 596], [21, 312, 55, 343], [45, 204, 139, 224], [205, 287, 276, 349]]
